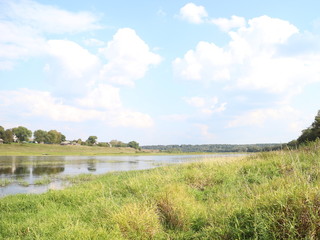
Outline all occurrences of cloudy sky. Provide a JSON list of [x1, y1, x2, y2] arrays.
[[1, 0, 320, 145]]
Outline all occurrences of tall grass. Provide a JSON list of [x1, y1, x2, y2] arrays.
[[1, 141, 320, 239]]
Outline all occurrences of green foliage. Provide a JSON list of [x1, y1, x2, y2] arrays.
[[33, 129, 48, 143], [143, 143, 282, 153], [127, 141, 140, 150], [12, 126, 32, 142], [86, 136, 97, 145], [47, 130, 64, 144], [110, 139, 127, 147], [297, 110, 320, 145]]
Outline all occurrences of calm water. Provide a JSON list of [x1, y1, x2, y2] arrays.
[[0, 154, 238, 197]]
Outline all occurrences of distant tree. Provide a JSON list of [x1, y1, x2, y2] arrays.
[[86, 136, 97, 145], [128, 141, 140, 150], [110, 140, 127, 147], [33, 130, 48, 143], [12, 126, 32, 142], [4, 129, 14, 143], [47, 130, 64, 144], [0, 126, 4, 140]]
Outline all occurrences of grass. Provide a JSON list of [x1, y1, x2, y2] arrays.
[[1, 141, 320, 239], [0, 143, 147, 156], [0, 143, 241, 156]]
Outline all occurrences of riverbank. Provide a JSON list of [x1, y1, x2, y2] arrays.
[[0, 143, 242, 156], [1, 142, 320, 239], [0, 143, 152, 156]]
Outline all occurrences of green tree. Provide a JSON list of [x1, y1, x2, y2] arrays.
[[297, 110, 320, 144], [110, 140, 127, 147], [128, 141, 140, 150], [86, 136, 97, 145], [33, 130, 48, 143], [12, 126, 32, 142], [4, 129, 14, 143], [47, 130, 64, 144], [0, 126, 4, 140]]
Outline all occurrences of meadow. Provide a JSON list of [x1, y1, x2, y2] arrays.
[[0, 143, 145, 156], [1, 141, 320, 239]]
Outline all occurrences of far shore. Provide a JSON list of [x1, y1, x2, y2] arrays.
[[0, 143, 243, 156]]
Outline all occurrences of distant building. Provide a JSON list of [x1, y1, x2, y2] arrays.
[[0, 139, 3, 144]]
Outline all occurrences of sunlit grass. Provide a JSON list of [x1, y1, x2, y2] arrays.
[[1, 141, 320, 239]]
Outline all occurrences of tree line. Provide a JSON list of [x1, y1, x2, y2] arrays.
[[0, 126, 140, 150], [142, 143, 282, 153]]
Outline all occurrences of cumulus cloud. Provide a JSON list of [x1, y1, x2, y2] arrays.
[[174, 15, 320, 96], [76, 84, 122, 110], [211, 15, 246, 32], [0, 89, 153, 128], [179, 3, 208, 24], [99, 28, 162, 86], [184, 96, 227, 115], [46, 40, 100, 79]]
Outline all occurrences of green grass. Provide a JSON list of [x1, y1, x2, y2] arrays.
[[0, 143, 224, 156], [1, 141, 320, 239], [0, 143, 146, 156]]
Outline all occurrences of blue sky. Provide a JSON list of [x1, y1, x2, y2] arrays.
[[1, 0, 320, 145]]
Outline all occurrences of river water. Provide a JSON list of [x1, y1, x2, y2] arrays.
[[0, 154, 239, 197]]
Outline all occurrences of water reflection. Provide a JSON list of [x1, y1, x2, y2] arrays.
[[33, 166, 64, 175]]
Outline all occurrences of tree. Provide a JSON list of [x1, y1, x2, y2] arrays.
[[47, 130, 64, 144], [12, 126, 32, 142], [110, 140, 127, 147], [297, 110, 320, 144], [4, 129, 14, 143], [0, 126, 4, 140], [86, 136, 97, 145], [128, 141, 140, 150], [33, 130, 48, 143]]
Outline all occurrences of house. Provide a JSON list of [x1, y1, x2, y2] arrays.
[[0, 139, 3, 144]]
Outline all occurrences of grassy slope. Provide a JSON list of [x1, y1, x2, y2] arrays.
[[0, 143, 146, 156], [1, 142, 320, 239]]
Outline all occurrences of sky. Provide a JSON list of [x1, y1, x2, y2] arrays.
[[1, 0, 320, 145]]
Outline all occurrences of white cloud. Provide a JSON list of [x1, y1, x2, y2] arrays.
[[211, 15, 246, 32], [174, 16, 320, 97], [184, 97, 206, 108], [0, 89, 153, 128], [84, 38, 105, 47], [76, 84, 122, 110], [46, 40, 100, 80], [99, 28, 162, 86], [179, 3, 208, 24], [173, 41, 231, 82], [2, 0, 101, 34], [161, 114, 189, 122], [227, 106, 299, 128], [0, 0, 101, 68], [184, 96, 227, 115], [194, 124, 215, 140]]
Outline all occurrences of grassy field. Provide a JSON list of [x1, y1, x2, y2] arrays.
[[1, 141, 320, 239], [0, 143, 151, 156]]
